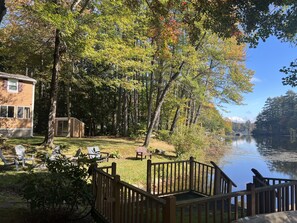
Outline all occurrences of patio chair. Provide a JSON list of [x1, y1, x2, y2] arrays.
[[0, 148, 15, 167], [48, 145, 62, 161], [14, 145, 35, 168], [87, 146, 109, 162], [69, 148, 82, 164]]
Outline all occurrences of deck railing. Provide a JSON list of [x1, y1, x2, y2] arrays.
[[93, 163, 172, 223], [174, 181, 297, 223], [92, 161, 297, 223], [251, 168, 297, 214], [147, 157, 237, 196], [176, 187, 250, 223], [97, 162, 117, 176]]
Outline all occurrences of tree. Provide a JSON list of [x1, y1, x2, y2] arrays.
[[28, 0, 95, 147], [281, 60, 297, 87], [0, 0, 5, 23], [253, 91, 297, 136], [2, 0, 296, 148]]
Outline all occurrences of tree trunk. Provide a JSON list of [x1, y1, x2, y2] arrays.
[[116, 86, 122, 135], [66, 84, 71, 137], [154, 64, 164, 130], [143, 63, 184, 147], [170, 106, 180, 134], [112, 93, 117, 134], [146, 72, 154, 129], [0, 0, 6, 24], [123, 89, 128, 136], [44, 28, 61, 148], [169, 87, 185, 134], [134, 88, 139, 124], [189, 99, 195, 126], [193, 103, 202, 124]]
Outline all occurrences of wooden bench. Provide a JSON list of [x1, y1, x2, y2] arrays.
[[135, 147, 152, 161]]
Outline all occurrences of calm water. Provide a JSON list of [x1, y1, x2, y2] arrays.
[[218, 136, 297, 191]]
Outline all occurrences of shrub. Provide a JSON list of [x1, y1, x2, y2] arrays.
[[171, 125, 208, 159], [156, 129, 171, 142], [22, 156, 93, 222]]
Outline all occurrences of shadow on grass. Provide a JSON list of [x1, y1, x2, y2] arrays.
[[0, 171, 29, 223]]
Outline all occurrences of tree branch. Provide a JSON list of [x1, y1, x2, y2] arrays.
[[0, 0, 6, 24], [79, 0, 90, 14], [71, 0, 82, 11]]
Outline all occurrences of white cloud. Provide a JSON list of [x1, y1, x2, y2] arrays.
[[227, 116, 246, 123], [251, 77, 261, 83]]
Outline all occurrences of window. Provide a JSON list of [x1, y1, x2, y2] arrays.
[[0, 106, 7, 117], [24, 107, 30, 119], [0, 106, 15, 118], [8, 106, 14, 117], [7, 79, 18, 92], [18, 107, 24, 118]]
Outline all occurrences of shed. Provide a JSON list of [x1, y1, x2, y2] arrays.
[[54, 117, 84, 138]]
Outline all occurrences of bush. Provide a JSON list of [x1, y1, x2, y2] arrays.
[[156, 129, 171, 142], [22, 156, 93, 222], [171, 125, 208, 159]]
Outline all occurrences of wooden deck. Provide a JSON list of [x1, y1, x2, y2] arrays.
[[161, 191, 206, 203], [91, 159, 297, 223]]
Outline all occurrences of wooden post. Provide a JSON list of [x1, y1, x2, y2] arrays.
[[247, 183, 256, 216], [189, 156, 194, 191], [147, 159, 152, 193], [164, 196, 176, 223], [214, 166, 221, 195], [113, 175, 121, 223], [111, 162, 117, 176], [92, 163, 98, 195], [228, 181, 233, 193]]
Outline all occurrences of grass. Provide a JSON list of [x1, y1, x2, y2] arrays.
[[0, 135, 229, 222], [0, 135, 229, 187], [0, 136, 177, 222], [0, 136, 176, 185]]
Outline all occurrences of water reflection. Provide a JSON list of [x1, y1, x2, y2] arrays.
[[254, 136, 297, 179], [219, 136, 297, 191]]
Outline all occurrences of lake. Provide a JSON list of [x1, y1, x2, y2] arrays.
[[218, 136, 297, 191]]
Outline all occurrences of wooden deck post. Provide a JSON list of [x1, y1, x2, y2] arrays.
[[247, 183, 256, 216], [92, 163, 98, 195], [164, 196, 176, 223], [189, 156, 194, 191], [111, 162, 117, 176], [214, 165, 221, 195], [113, 175, 121, 223], [147, 159, 152, 193]]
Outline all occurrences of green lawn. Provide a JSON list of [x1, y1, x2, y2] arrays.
[[0, 136, 229, 222], [0, 136, 177, 222], [0, 135, 176, 187]]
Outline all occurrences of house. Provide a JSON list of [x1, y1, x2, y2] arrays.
[[54, 117, 85, 138], [0, 72, 36, 137]]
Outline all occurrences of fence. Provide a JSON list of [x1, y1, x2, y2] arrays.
[[174, 181, 297, 223], [93, 163, 170, 223], [146, 157, 237, 196], [92, 160, 297, 223]]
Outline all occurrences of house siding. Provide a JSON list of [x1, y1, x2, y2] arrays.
[[0, 73, 36, 138], [1, 79, 34, 106]]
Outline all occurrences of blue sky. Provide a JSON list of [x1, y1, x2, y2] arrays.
[[221, 37, 297, 123]]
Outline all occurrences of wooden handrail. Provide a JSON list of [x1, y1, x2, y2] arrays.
[[120, 180, 166, 203], [176, 189, 252, 207], [211, 161, 237, 187], [93, 159, 297, 223]]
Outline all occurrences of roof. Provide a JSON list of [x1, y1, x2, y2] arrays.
[[0, 71, 37, 83], [55, 117, 85, 124]]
